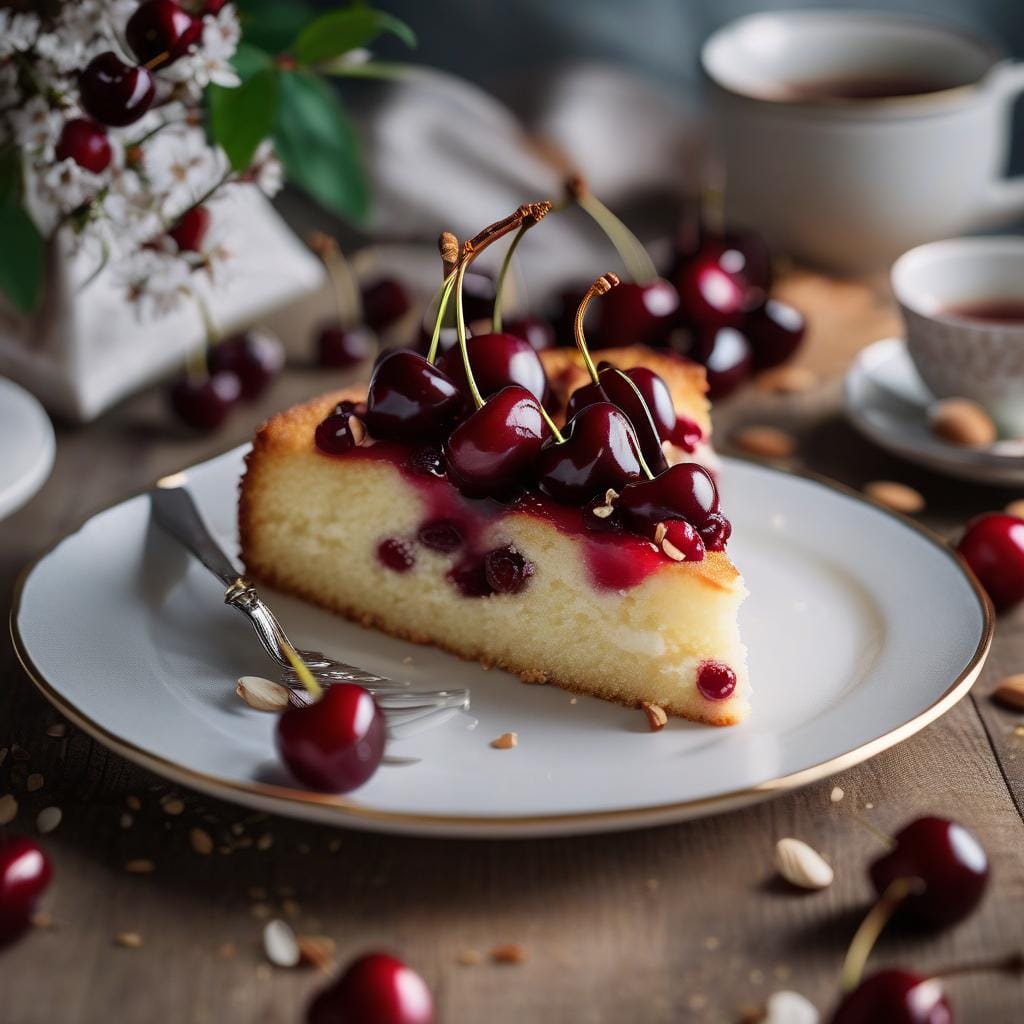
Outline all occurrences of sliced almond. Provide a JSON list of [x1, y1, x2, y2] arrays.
[[349, 416, 367, 445], [36, 806, 61, 834], [115, 932, 143, 949], [236, 676, 290, 713], [653, 522, 668, 545], [263, 919, 300, 967], [756, 366, 819, 394], [0, 795, 17, 826], [774, 837, 833, 890], [190, 827, 214, 855], [26, 773, 44, 793], [297, 934, 336, 971], [735, 426, 797, 459], [490, 731, 518, 750], [641, 702, 668, 732], [661, 537, 685, 562], [490, 943, 528, 964], [457, 949, 483, 966], [929, 398, 997, 448], [864, 480, 925, 515], [993, 674, 1024, 711]]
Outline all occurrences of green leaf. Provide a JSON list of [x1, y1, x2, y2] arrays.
[[235, 0, 316, 54], [230, 41, 274, 82], [0, 197, 44, 313], [207, 67, 280, 171], [292, 8, 416, 67], [273, 71, 369, 222]]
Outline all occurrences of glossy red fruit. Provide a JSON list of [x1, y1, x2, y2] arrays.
[[597, 366, 671, 473], [617, 462, 721, 537], [746, 299, 806, 370], [674, 240, 756, 329], [869, 816, 989, 927], [696, 326, 754, 399], [208, 329, 283, 400], [438, 333, 548, 404], [956, 513, 1024, 611], [79, 52, 155, 127], [661, 519, 706, 561], [276, 684, 385, 792], [592, 279, 680, 348], [169, 370, 241, 430], [670, 415, 703, 453], [365, 350, 462, 441], [484, 545, 535, 593], [316, 323, 375, 368], [315, 410, 362, 456], [696, 661, 737, 701], [830, 970, 951, 1024], [167, 205, 211, 253], [0, 838, 52, 949], [55, 118, 111, 173], [503, 315, 557, 352], [537, 402, 644, 505], [126, 0, 202, 69], [361, 277, 413, 333], [307, 952, 434, 1024], [445, 385, 550, 498]]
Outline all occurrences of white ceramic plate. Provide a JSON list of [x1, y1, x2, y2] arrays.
[[0, 377, 55, 520], [845, 338, 1024, 487], [11, 448, 991, 838]]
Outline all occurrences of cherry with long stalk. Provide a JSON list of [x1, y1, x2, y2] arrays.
[[309, 230, 375, 368]]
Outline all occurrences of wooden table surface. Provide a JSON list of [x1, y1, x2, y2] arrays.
[[2, 272, 1023, 1024]]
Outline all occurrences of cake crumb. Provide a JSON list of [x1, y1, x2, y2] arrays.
[[490, 943, 528, 964], [641, 702, 668, 732], [569, 698, 578, 705], [490, 732, 518, 750], [830, 786, 844, 803], [519, 670, 548, 685]]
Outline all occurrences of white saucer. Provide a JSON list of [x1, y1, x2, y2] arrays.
[[11, 446, 990, 838], [0, 377, 56, 520], [844, 338, 1024, 487]]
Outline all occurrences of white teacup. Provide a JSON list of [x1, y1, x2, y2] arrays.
[[702, 11, 1024, 275], [891, 236, 1024, 438]]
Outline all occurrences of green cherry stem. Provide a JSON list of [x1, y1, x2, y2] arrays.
[[281, 641, 323, 701], [454, 254, 486, 410], [186, 292, 217, 381], [425, 232, 461, 365], [308, 231, 362, 329], [492, 206, 547, 333]]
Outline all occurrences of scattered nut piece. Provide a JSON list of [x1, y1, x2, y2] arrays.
[[490, 943, 528, 965], [256, 833, 274, 851], [591, 503, 614, 519], [298, 935, 336, 971], [126, 795, 142, 811], [929, 398, 997, 448], [653, 522, 668, 545], [757, 366, 819, 394], [161, 797, 185, 816], [661, 537, 685, 562], [735, 426, 797, 459], [830, 786, 844, 804], [124, 858, 155, 874], [457, 949, 483, 966], [236, 676, 290, 713], [1006, 499, 1024, 519], [864, 480, 925, 515], [26, 773, 44, 793], [993, 675, 1024, 712], [217, 942, 237, 961], [490, 732, 518, 750], [641, 702, 668, 732], [32, 911, 53, 929], [263, 919, 300, 968], [190, 828, 214, 855], [115, 932, 143, 949], [774, 837, 834, 891], [46, 723, 67, 739], [36, 806, 61, 834], [349, 416, 367, 445], [0, 795, 17, 826], [519, 669, 547, 685]]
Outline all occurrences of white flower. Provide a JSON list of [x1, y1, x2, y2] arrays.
[[35, 30, 91, 77], [145, 128, 227, 213], [0, 11, 41, 57], [198, 6, 242, 88], [246, 140, 283, 197], [10, 96, 61, 157], [119, 248, 194, 319], [39, 157, 105, 216]]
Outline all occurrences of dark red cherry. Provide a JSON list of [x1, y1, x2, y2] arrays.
[[361, 277, 413, 333], [417, 519, 463, 553], [869, 816, 989, 927], [315, 411, 361, 456], [592, 279, 680, 348], [956, 513, 1024, 611], [484, 545, 535, 594], [438, 333, 548, 404], [696, 326, 754, 399], [551, 284, 590, 346], [448, 556, 493, 597], [0, 838, 52, 948], [606, 365, 676, 442], [79, 52, 155, 127], [167, 205, 211, 253], [673, 240, 755, 329], [316, 322, 374, 368], [126, 0, 202, 69], [406, 444, 446, 478], [55, 118, 111, 173], [662, 519, 706, 561], [377, 538, 415, 573], [670, 415, 703, 453], [597, 365, 672, 473], [617, 462, 721, 536], [276, 684, 385, 792], [365, 349, 461, 441], [445, 385, 549, 498], [830, 970, 951, 1024], [503, 315, 557, 352], [208, 329, 283, 400], [747, 299, 806, 370], [699, 511, 732, 551], [565, 379, 607, 420], [169, 370, 241, 430], [307, 952, 434, 1024], [537, 402, 644, 505], [696, 661, 737, 702]]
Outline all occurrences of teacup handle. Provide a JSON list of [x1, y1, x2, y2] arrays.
[[978, 60, 1024, 225]]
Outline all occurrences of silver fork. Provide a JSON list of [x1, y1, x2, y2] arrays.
[[149, 483, 470, 740]]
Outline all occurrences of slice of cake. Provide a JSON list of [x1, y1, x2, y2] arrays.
[[239, 342, 749, 726]]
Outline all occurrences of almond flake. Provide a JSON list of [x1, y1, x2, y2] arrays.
[[653, 522, 668, 545], [490, 943, 528, 964], [830, 787, 844, 804], [190, 828, 214, 855], [993, 675, 1024, 712], [161, 796, 185, 816], [36, 806, 61, 834], [929, 398, 997, 448], [457, 949, 483, 966], [641, 702, 668, 732], [864, 480, 925, 515], [774, 837, 833, 890], [0, 794, 18, 825], [31, 910, 53, 929], [591, 504, 614, 519], [236, 676, 290, 713], [46, 723, 67, 739], [263, 919, 300, 967], [490, 731, 518, 750], [661, 537, 685, 562], [26, 773, 44, 793], [115, 932, 143, 949], [297, 935, 336, 970], [735, 426, 797, 459], [349, 416, 367, 445], [125, 858, 155, 874]]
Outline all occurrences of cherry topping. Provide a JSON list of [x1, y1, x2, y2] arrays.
[[361, 277, 413, 333], [617, 462, 721, 536], [484, 546, 535, 594], [417, 519, 463, 553], [503, 315, 557, 352], [167, 205, 211, 253], [592, 279, 680, 348], [316, 323, 375, 368], [746, 299, 806, 371], [0, 838, 52, 949], [445, 385, 549, 498], [662, 519, 706, 561], [168, 370, 241, 430], [699, 511, 732, 551], [55, 118, 111, 173], [79, 52, 156, 127], [694, 326, 754, 399], [406, 444, 446, 478], [315, 411, 361, 456], [596, 366, 671, 473], [670, 415, 704, 452], [869, 816, 989, 927], [365, 349, 462, 442], [696, 661, 737, 702], [307, 952, 434, 1024], [126, 0, 202, 69], [377, 538, 416, 573], [956, 513, 1024, 611], [673, 238, 764, 328], [208, 329, 283, 399], [537, 402, 644, 505], [275, 684, 385, 792], [830, 969, 951, 1024], [438, 333, 548, 404], [448, 556, 493, 597]]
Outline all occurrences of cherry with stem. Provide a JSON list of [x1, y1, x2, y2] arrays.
[[309, 230, 375, 368]]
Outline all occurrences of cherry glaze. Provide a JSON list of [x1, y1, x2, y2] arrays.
[[0, 838, 52, 948], [307, 952, 434, 1024], [55, 118, 111, 173], [79, 52, 155, 127], [956, 513, 1024, 611], [126, 0, 202, 69], [378, 538, 415, 573], [696, 662, 736, 701], [830, 970, 951, 1024]]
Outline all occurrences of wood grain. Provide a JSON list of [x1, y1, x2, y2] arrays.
[[2, 272, 1023, 1023]]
